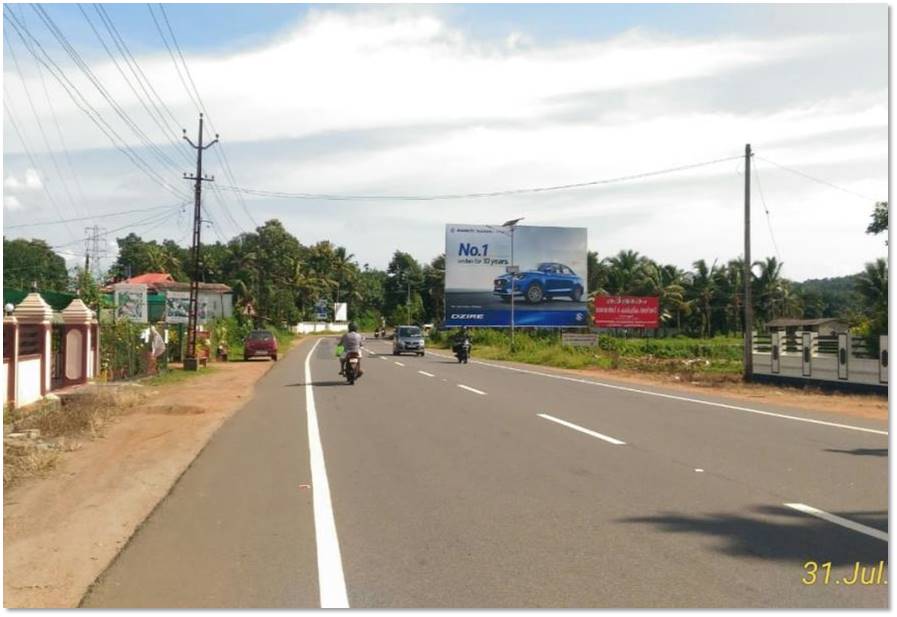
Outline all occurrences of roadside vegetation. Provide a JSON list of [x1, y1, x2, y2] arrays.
[[3, 387, 145, 488], [431, 329, 743, 379]]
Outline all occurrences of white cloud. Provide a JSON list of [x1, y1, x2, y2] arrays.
[[4, 195, 23, 210], [1, 6, 887, 280], [4, 168, 42, 191]]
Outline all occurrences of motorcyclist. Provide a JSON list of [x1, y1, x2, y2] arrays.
[[452, 326, 471, 353], [338, 322, 364, 376]]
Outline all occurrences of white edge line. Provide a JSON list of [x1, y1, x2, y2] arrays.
[[784, 503, 889, 542], [538, 413, 627, 445], [418, 370, 435, 377], [458, 384, 486, 395], [305, 338, 350, 608], [427, 351, 886, 436]]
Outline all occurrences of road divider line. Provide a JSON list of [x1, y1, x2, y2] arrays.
[[784, 503, 888, 542], [537, 413, 626, 445], [426, 351, 886, 436], [304, 339, 350, 608], [394, 361, 405, 367], [418, 371, 435, 377], [458, 384, 486, 395]]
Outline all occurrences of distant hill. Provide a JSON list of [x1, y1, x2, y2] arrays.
[[792, 274, 861, 319]]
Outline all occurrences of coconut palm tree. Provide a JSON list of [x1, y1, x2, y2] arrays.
[[686, 259, 719, 338]]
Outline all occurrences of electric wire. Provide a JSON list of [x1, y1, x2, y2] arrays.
[[755, 155, 877, 203], [752, 159, 783, 263], [50, 205, 187, 250], [156, 3, 257, 229], [3, 8, 188, 200], [215, 154, 743, 201], [31, 4, 185, 175], [4, 33, 82, 236], [5, 204, 185, 229]]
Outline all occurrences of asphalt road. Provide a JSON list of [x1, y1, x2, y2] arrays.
[[83, 336, 888, 608]]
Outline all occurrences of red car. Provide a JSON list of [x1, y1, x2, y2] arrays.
[[244, 330, 278, 361]]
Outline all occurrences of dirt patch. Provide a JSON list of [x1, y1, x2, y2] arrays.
[[4, 340, 301, 608], [140, 404, 206, 416], [568, 365, 888, 422]]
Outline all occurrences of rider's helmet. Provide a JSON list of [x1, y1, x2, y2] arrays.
[[348, 322, 359, 332]]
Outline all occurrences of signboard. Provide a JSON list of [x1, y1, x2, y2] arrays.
[[165, 291, 190, 324], [562, 332, 598, 347], [113, 284, 148, 323], [593, 295, 659, 328], [444, 224, 589, 328], [334, 302, 348, 322], [314, 298, 329, 320]]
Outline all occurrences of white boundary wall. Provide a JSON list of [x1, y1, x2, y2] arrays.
[[753, 332, 887, 389], [292, 322, 349, 334]]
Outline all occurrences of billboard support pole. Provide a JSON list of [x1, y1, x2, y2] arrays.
[[510, 227, 515, 349]]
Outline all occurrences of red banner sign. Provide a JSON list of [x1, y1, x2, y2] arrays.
[[594, 295, 659, 328]]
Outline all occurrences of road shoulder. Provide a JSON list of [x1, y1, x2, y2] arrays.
[[3, 340, 302, 608]]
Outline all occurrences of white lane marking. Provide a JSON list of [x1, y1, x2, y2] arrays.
[[537, 413, 627, 445], [427, 351, 886, 436], [784, 503, 889, 542], [379, 356, 388, 360], [394, 361, 405, 367], [304, 339, 350, 608], [418, 370, 435, 377], [458, 384, 486, 396], [694, 468, 704, 473]]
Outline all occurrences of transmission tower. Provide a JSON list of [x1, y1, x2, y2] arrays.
[[83, 225, 109, 279]]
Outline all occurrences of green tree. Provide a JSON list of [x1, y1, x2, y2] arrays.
[[866, 201, 888, 242], [385, 251, 424, 325], [3, 237, 70, 291], [855, 258, 888, 335]]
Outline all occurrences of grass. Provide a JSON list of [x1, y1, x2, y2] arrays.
[[3, 386, 146, 488], [431, 329, 744, 377], [142, 364, 218, 386]]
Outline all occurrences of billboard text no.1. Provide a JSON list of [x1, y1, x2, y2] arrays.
[[444, 224, 589, 328], [594, 295, 660, 328]]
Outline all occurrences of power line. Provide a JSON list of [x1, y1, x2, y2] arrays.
[[5, 203, 185, 229], [3, 7, 188, 200], [752, 159, 782, 263], [78, 4, 192, 170], [51, 205, 186, 250], [154, 3, 257, 230], [96, 4, 188, 154], [31, 4, 185, 175], [215, 154, 743, 202], [755, 155, 877, 202], [2, 94, 78, 241], [4, 32, 81, 238]]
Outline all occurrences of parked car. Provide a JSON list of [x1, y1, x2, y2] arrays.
[[393, 325, 425, 356], [244, 329, 278, 361], [493, 262, 584, 304]]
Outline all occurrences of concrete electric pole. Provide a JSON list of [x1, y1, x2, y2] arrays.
[[743, 143, 753, 381], [182, 113, 218, 371]]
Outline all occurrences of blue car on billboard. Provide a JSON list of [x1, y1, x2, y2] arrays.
[[493, 262, 585, 304]]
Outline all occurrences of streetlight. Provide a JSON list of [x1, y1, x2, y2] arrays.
[[502, 217, 524, 349]]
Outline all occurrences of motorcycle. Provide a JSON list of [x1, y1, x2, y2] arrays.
[[345, 351, 362, 385], [453, 339, 471, 364]]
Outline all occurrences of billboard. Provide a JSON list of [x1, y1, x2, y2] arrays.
[[594, 295, 659, 328], [165, 291, 190, 324], [444, 224, 589, 327], [334, 302, 348, 322], [113, 284, 148, 323]]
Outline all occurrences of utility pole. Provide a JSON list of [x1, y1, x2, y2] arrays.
[[743, 143, 753, 381], [182, 113, 218, 371]]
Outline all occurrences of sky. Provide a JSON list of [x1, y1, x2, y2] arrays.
[[2, 3, 888, 281]]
